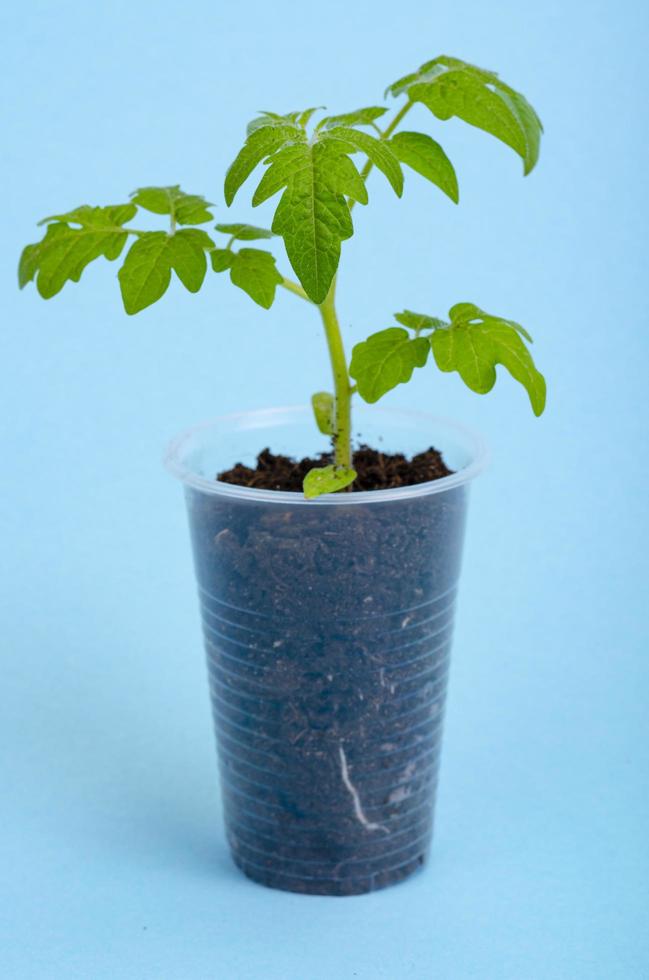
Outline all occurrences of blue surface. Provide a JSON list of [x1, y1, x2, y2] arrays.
[[1, 0, 647, 976]]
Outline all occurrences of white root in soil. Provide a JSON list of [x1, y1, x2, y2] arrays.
[[338, 743, 388, 834]]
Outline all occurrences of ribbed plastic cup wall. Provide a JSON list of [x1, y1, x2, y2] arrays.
[[166, 407, 485, 895]]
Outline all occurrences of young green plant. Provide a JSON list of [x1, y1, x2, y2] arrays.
[[19, 55, 546, 497]]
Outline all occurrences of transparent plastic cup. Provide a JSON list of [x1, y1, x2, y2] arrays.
[[165, 406, 486, 895]]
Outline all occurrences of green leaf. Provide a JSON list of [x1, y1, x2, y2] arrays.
[[448, 302, 534, 342], [224, 123, 306, 206], [303, 464, 357, 498], [118, 229, 214, 314], [18, 243, 41, 288], [210, 248, 234, 272], [19, 204, 136, 298], [297, 106, 325, 127], [319, 106, 388, 130], [247, 111, 303, 134], [228, 248, 282, 309], [323, 152, 368, 205], [311, 391, 335, 435], [227, 109, 388, 299], [38, 203, 137, 227], [252, 143, 313, 205], [394, 309, 447, 332], [269, 141, 359, 302], [350, 327, 430, 403], [431, 303, 546, 415], [389, 55, 498, 98], [214, 222, 274, 241], [490, 86, 543, 175], [323, 127, 403, 196], [210, 242, 281, 307], [390, 131, 459, 203], [388, 55, 543, 175], [130, 186, 214, 224]]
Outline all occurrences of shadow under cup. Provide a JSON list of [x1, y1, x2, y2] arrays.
[[166, 407, 486, 895]]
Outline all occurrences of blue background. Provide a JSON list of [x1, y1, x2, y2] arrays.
[[2, 0, 647, 976]]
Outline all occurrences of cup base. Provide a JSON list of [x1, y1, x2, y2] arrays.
[[231, 847, 429, 896]]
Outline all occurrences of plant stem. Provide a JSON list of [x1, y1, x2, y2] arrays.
[[280, 275, 352, 472], [380, 98, 414, 140], [318, 279, 353, 471], [279, 102, 415, 478]]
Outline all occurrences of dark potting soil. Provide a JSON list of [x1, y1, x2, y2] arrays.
[[187, 444, 467, 894], [217, 444, 453, 492]]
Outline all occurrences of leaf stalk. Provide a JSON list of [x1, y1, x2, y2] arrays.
[[280, 277, 312, 302], [350, 99, 414, 212]]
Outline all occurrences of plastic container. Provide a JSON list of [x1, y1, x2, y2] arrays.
[[165, 406, 486, 895]]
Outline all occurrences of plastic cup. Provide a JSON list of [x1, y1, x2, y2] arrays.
[[165, 406, 486, 895]]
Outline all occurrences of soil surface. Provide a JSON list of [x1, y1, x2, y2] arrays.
[[188, 443, 466, 895], [218, 445, 453, 492]]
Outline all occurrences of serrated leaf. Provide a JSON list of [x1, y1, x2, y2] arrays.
[[118, 233, 178, 314], [494, 86, 543, 176], [390, 131, 459, 203], [388, 55, 542, 175], [228, 109, 382, 299], [247, 111, 302, 135], [254, 140, 370, 209], [224, 123, 306, 206], [18, 242, 41, 288], [210, 248, 235, 272], [228, 248, 282, 309], [177, 228, 215, 250], [168, 230, 213, 290], [252, 144, 312, 206], [320, 106, 388, 130], [323, 127, 403, 196], [303, 464, 357, 498], [324, 152, 368, 205], [431, 304, 546, 415], [297, 106, 325, 127], [38, 203, 137, 227], [214, 223, 274, 241], [350, 327, 430, 403], [118, 229, 213, 314], [448, 302, 484, 321], [394, 310, 447, 332], [311, 391, 334, 435], [20, 205, 136, 298], [389, 55, 499, 98], [448, 302, 534, 342], [130, 186, 214, 225], [269, 141, 358, 303]]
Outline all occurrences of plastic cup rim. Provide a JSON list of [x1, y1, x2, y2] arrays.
[[164, 405, 489, 505]]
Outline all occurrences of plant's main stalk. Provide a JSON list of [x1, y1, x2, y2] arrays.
[[277, 101, 417, 480], [318, 279, 353, 471], [312, 102, 414, 474]]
